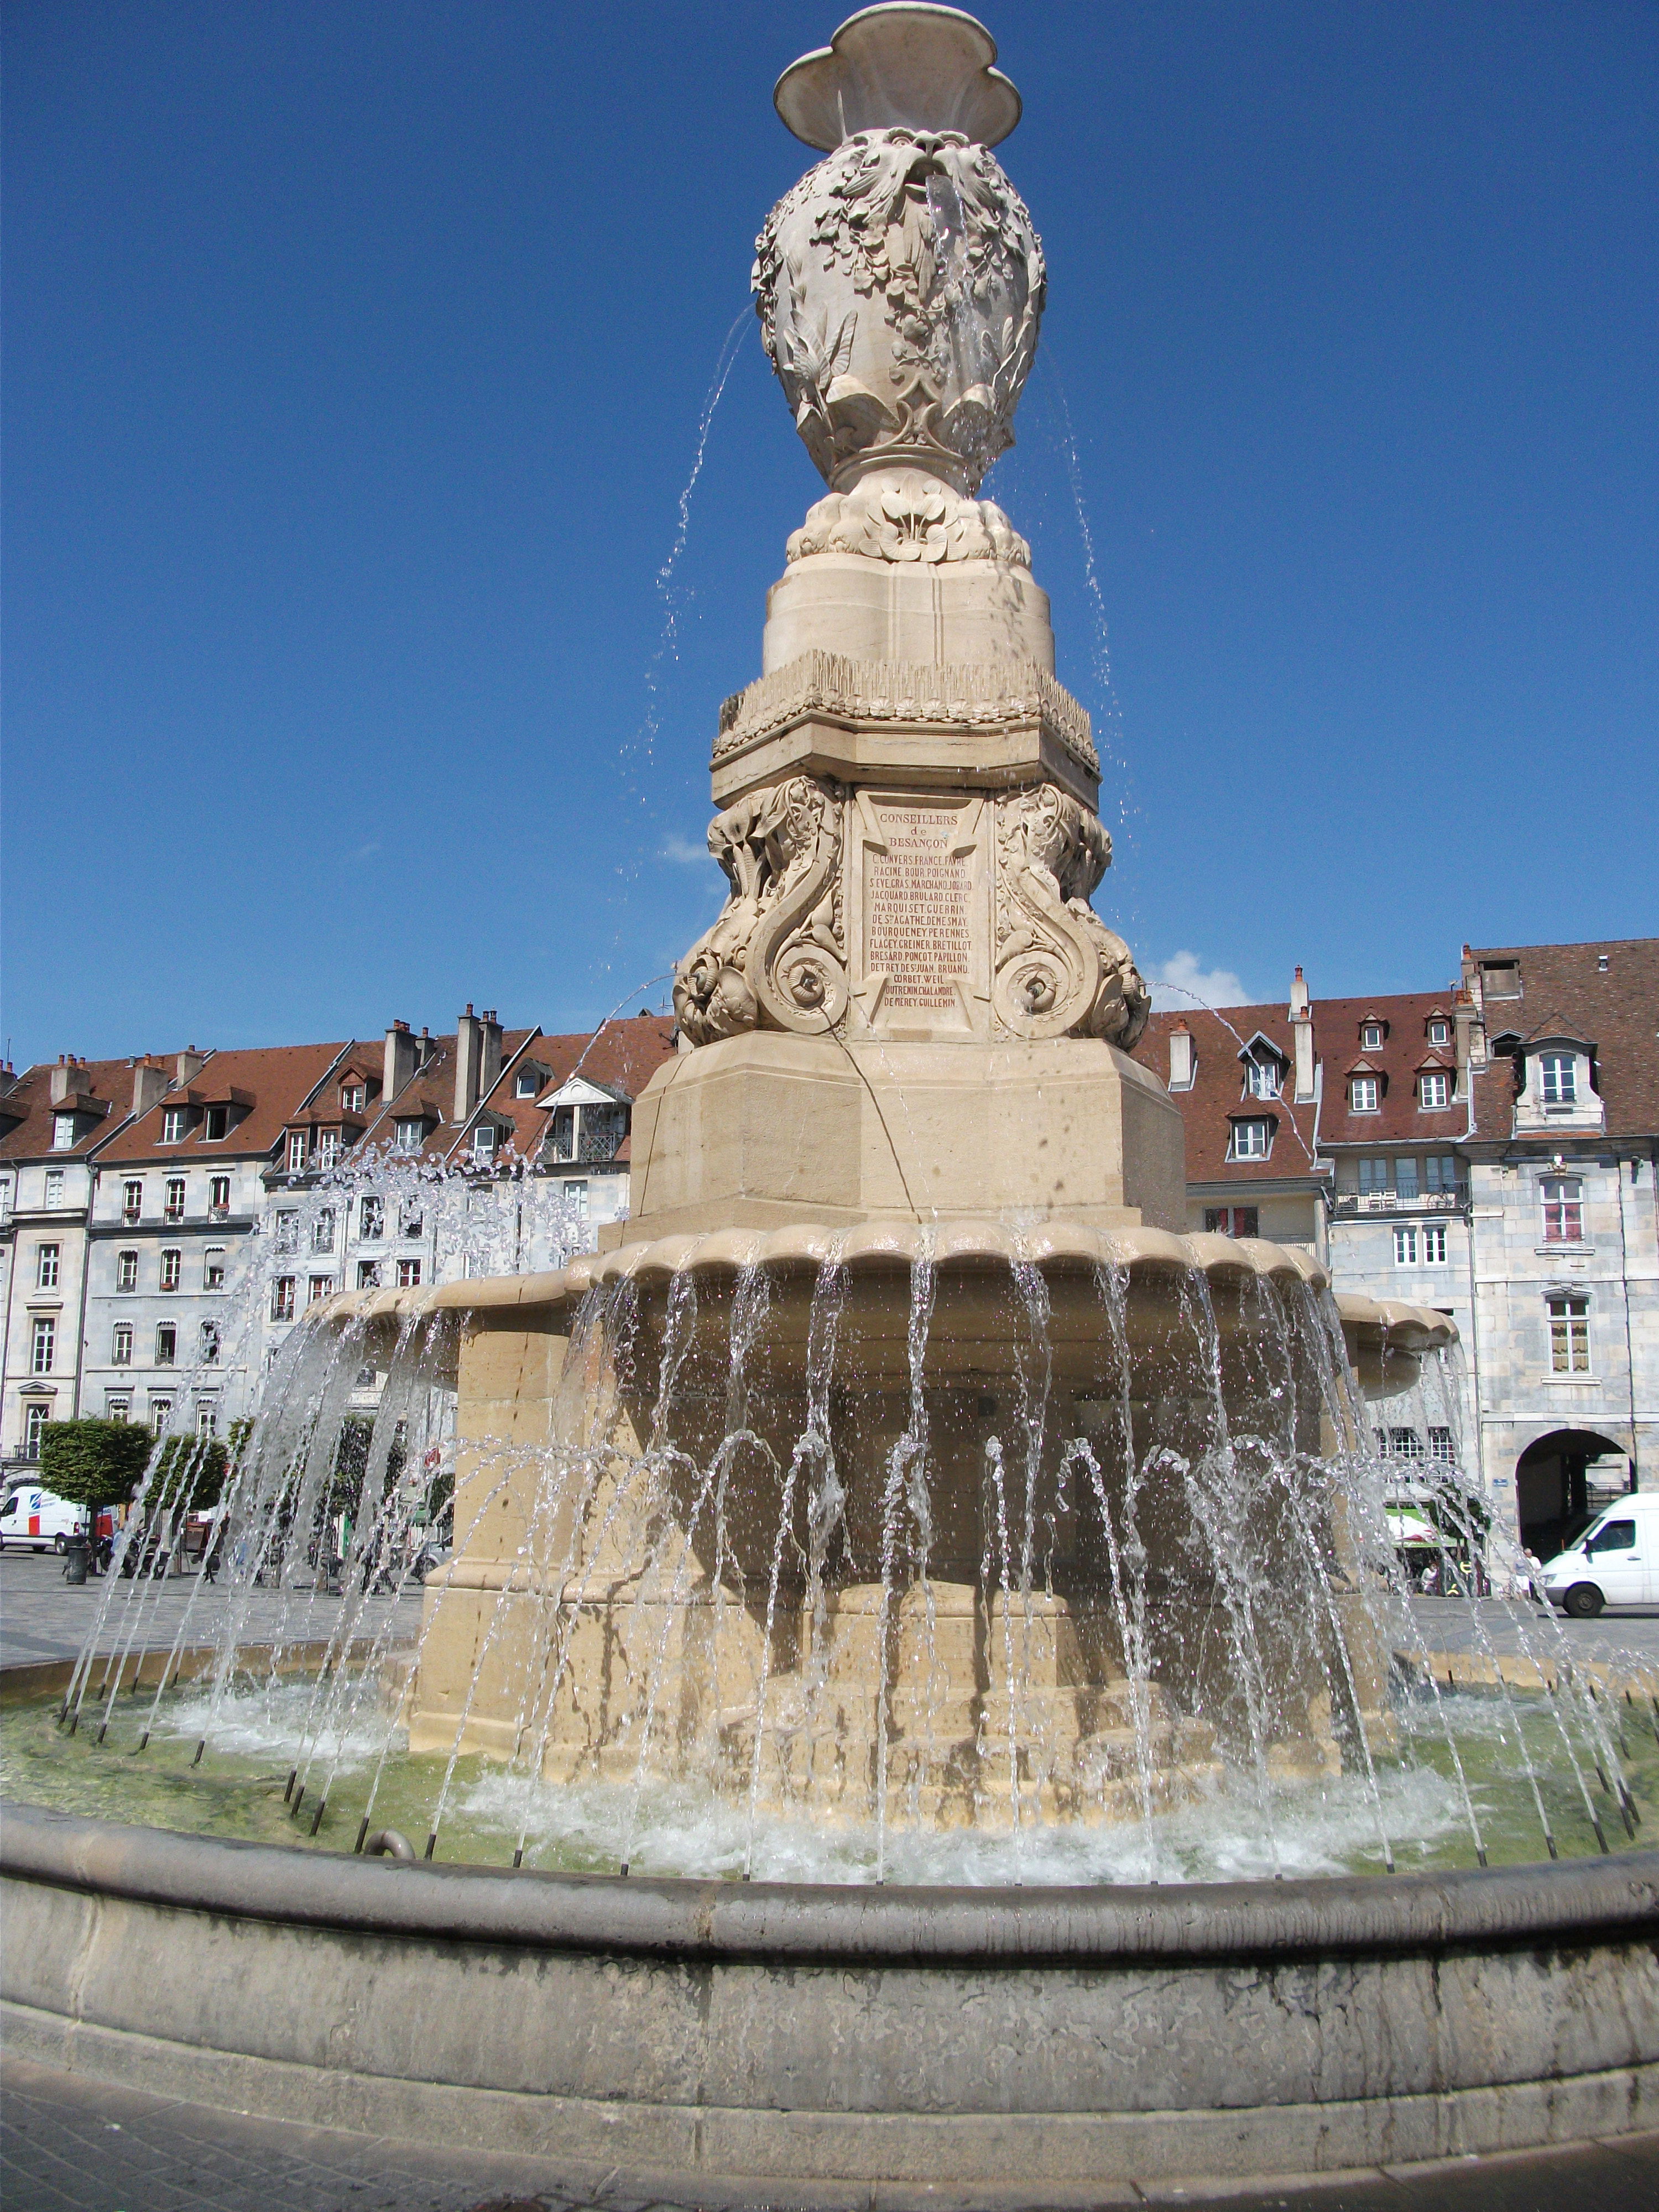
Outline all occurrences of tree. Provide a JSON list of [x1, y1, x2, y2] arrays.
[[148, 1431, 232, 1517], [38, 1420, 153, 1511]]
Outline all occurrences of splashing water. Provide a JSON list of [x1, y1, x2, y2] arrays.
[[23, 1228, 1659, 1888]]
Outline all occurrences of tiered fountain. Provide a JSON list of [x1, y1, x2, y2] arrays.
[[6, 8, 1655, 2192]]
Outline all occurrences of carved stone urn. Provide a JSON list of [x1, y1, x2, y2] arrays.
[[757, 3, 1045, 568]]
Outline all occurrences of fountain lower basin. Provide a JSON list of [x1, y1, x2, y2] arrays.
[[5, 1796, 1656, 2192]]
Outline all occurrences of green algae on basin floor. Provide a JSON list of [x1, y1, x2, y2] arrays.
[[4, 1675, 1656, 1884]]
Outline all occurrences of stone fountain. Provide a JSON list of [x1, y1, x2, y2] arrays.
[[401, 0, 1442, 1838], [6, 10, 1655, 2192]]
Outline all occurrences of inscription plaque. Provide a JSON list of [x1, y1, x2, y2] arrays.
[[866, 803, 973, 1013]]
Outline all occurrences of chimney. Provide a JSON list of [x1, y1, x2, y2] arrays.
[[479, 1009, 503, 1098], [1167, 1024, 1194, 1091], [1290, 966, 1316, 1103], [418, 1025, 432, 1066], [0, 1061, 16, 1099], [1454, 991, 1479, 1090], [131, 1059, 169, 1118], [176, 1046, 206, 1085], [383, 1019, 418, 1104], [453, 1004, 482, 1123], [49, 1062, 73, 1105]]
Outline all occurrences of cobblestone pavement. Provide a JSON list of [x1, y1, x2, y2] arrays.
[[0, 1552, 421, 1672], [3, 2059, 1658, 2212]]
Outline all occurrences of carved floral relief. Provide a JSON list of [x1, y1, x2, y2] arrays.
[[754, 129, 1045, 505], [786, 468, 1029, 566]]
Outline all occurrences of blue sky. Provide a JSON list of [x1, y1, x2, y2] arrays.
[[4, 0, 1655, 1066]]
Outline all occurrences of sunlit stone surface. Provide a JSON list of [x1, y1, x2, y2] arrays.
[[399, 7, 1463, 1842]]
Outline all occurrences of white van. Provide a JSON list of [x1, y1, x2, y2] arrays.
[[1538, 1494, 1659, 1617], [0, 1484, 90, 1553]]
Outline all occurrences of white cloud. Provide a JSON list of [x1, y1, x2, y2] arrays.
[[1148, 950, 1252, 1013], [661, 832, 714, 866]]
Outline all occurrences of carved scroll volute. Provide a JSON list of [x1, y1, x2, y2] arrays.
[[749, 778, 849, 1034], [993, 787, 1150, 1046], [673, 776, 848, 1048]]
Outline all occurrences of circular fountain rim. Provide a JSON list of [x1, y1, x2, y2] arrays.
[[4, 1795, 1654, 1961]]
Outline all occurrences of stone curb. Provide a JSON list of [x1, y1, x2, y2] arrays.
[[5, 1798, 1656, 1967]]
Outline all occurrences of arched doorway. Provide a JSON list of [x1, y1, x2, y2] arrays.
[[1515, 1429, 1630, 1560]]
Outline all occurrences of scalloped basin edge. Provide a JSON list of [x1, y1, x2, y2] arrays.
[[317, 1222, 1457, 1358]]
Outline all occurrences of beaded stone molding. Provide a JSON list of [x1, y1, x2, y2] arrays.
[[713, 650, 1098, 778]]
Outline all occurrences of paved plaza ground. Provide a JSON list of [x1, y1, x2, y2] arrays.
[[3, 2057, 1658, 2212], [0, 1549, 423, 1672], [7, 1548, 1659, 1678], [6, 1556, 1659, 2210]]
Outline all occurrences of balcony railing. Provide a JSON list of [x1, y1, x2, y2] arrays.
[[1333, 1187, 1467, 1216]]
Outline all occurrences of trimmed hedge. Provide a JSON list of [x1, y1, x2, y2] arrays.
[[38, 1420, 154, 1510]]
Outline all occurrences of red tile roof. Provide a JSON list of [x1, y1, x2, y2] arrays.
[[462, 1018, 678, 1168], [1131, 1004, 1321, 1185], [1311, 992, 1466, 1147], [353, 1035, 463, 1162], [1468, 938, 1659, 1142], [96, 1044, 352, 1165], [0, 1057, 154, 1162]]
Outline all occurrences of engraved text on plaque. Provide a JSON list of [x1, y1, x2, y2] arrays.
[[866, 804, 973, 1014]]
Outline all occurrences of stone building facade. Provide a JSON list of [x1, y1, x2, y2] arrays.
[[0, 1014, 674, 1477], [257, 1010, 676, 1371], [1458, 940, 1658, 1558], [84, 1042, 356, 1443], [1134, 940, 1657, 1553], [0, 1056, 137, 1473]]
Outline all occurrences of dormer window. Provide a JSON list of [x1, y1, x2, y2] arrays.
[[1228, 1117, 1274, 1160], [341, 1083, 365, 1114], [1419, 1070, 1451, 1110], [286, 1131, 307, 1173], [1244, 1053, 1281, 1099], [1426, 1016, 1450, 1046], [472, 1124, 498, 1163], [544, 1080, 630, 1165], [514, 1068, 542, 1099], [1361, 1022, 1384, 1051], [394, 1118, 425, 1155], [51, 1113, 77, 1151], [204, 1105, 229, 1140], [1540, 1053, 1577, 1107], [1350, 1075, 1379, 1113], [161, 1106, 187, 1144]]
